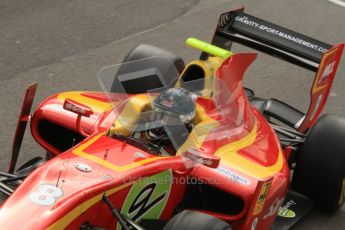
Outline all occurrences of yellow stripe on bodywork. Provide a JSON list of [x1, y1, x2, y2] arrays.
[[215, 123, 284, 179], [57, 91, 113, 113], [72, 133, 165, 172], [46, 183, 133, 230]]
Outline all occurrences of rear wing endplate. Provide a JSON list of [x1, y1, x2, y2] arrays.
[[210, 7, 344, 131]]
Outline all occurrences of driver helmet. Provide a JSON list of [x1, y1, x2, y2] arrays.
[[153, 87, 196, 124]]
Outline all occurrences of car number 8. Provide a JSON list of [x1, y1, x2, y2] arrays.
[[29, 184, 63, 206]]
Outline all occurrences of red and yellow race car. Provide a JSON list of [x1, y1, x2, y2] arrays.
[[0, 7, 344, 230]]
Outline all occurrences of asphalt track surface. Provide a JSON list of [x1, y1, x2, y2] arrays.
[[0, 0, 344, 229]]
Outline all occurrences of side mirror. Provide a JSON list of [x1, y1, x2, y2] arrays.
[[63, 99, 93, 117], [181, 148, 220, 169], [63, 99, 94, 136]]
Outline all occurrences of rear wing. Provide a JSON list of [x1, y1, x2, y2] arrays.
[[208, 7, 344, 131]]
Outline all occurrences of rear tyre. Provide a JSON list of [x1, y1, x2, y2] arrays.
[[122, 44, 185, 74], [163, 210, 232, 230], [110, 44, 185, 93], [292, 114, 345, 212]]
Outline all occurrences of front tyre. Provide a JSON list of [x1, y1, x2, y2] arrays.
[[163, 210, 232, 230], [293, 114, 345, 212]]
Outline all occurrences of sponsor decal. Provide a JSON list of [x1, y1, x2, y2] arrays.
[[234, 15, 328, 53], [251, 217, 258, 230], [218, 12, 231, 28], [128, 183, 166, 221], [312, 48, 339, 95], [117, 170, 172, 229], [215, 166, 250, 185], [278, 200, 296, 218], [309, 94, 323, 121], [29, 184, 63, 206], [320, 61, 336, 82], [183, 149, 220, 169], [253, 181, 271, 215], [63, 99, 93, 117], [134, 152, 146, 158], [161, 99, 173, 108], [263, 197, 285, 219]]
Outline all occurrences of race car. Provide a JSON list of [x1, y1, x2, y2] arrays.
[[0, 7, 344, 230]]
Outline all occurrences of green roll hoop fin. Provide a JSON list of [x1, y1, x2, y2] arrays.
[[186, 38, 233, 59]]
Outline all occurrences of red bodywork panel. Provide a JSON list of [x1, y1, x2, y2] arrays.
[[0, 53, 290, 230]]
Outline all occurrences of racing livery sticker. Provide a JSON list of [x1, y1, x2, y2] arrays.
[[320, 61, 336, 82], [278, 200, 296, 218], [312, 48, 340, 95], [234, 15, 328, 53], [117, 170, 172, 229], [309, 94, 323, 121], [263, 197, 285, 219], [251, 217, 258, 230], [215, 166, 250, 185], [253, 180, 271, 215]]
